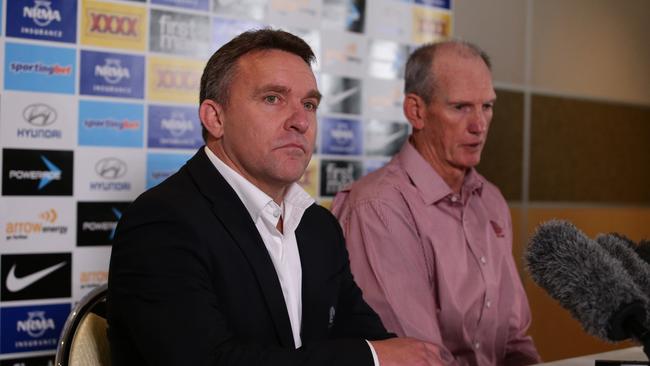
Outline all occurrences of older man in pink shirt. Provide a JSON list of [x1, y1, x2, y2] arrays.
[[332, 41, 541, 365]]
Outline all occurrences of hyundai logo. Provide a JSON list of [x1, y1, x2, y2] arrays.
[[22, 103, 58, 127], [95, 158, 127, 179]]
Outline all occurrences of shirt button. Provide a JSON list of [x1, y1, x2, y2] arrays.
[[480, 256, 487, 264], [272, 208, 281, 218], [474, 341, 480, 349], [486, 300, 491, 308]]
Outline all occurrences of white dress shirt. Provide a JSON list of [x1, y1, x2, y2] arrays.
[[205, 147, 313, 348], [205, 147, 379, 364]]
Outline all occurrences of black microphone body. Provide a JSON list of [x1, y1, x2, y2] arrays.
[[636, 240, 650, 265], [596, 234, 650, 296], [526, 220, 650, 359]]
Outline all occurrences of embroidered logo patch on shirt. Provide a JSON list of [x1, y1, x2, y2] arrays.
[[490, 220, 505, 238]]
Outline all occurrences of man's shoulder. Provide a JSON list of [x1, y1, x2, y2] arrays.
[[123, 165, 202, 224], [332, 159, 412, 218], [354, 160, 409, 197]]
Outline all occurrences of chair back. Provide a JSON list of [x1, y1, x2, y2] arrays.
[[55, 283, 110, 366]]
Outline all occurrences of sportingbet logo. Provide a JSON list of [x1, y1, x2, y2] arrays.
[[10, 62, 72, 75]]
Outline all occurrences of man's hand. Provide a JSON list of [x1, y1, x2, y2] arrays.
[[370, 337, 445, 366]]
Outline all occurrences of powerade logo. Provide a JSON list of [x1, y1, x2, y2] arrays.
[[17, 104, 62, 140], [148, 105, 202, 149], [80, 50, 145, 99], [4, 43, 76, 94], [146, 153, 190, 189], [77, 202, 130, 246], [78, 100, 143, 147], [89, 157, 131, 191], [6, 0, 77, 43], [320, 117, 362, 155], [2, 149, 73, 196], [0, 303, 70, 354]]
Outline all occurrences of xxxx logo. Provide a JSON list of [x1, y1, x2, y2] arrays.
[[89, 12, 138, 36], [39, 209, 58, 224], [155, 70, 199, 90]]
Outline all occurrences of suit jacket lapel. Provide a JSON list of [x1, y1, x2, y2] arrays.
[[295, 206, 329, 341], [185, 148, 295, 348]]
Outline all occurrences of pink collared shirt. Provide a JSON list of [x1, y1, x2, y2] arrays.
[[332, 142, 540, 366]]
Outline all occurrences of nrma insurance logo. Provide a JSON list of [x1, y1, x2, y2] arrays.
[[78, 100, 143, 147], [6, 0, 77, 43], [80, 50, 145, 99], [146, 152, 190, 189], [17, 103, 62, 140], [4, 42, 75, 94], [320, 117, 363, 155], [77, 202, 130, 246], [2, 149, 73, 196], [0, 303, 70, 354], [148, 105, 202, 149]]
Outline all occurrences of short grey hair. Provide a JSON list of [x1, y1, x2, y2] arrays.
[[404, 40, 491, 104]]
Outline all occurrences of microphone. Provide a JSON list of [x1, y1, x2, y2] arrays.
[[596, 233, 650, 295], [525, 220, 650, 358]]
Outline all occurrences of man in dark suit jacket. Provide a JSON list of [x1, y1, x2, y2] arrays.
[[108, 29, 442, 366]]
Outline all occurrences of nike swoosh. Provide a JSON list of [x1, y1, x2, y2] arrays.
[[6, 262, 67, 292], [327, 87, 360, 106]]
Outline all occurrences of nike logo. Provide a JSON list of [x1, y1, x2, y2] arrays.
[[5, 262, 67, 292], [327, 86, 360, 106]]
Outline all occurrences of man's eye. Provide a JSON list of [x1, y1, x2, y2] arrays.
[[264, 95, 279, 104], [304, 102, 318, 111]]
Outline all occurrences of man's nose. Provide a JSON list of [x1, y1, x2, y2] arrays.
[[286, 101, 310, 133], [468, 109, 489, 134]]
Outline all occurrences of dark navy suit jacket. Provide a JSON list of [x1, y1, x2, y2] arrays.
[[108, 148, 392, 366]]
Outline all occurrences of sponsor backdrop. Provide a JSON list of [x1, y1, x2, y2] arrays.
[[0, 0, 453, 362]]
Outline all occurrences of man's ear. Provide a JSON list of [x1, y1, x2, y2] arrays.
[[403, 93, 426, 131], [200, 99, 225, 139]]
